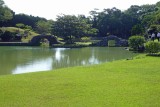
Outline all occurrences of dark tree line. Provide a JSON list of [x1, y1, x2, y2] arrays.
[[1, 13, 47, 29], [89, 7, 140, 39]]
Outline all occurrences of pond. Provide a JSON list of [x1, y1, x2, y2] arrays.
[[0, 47, 138, 75]]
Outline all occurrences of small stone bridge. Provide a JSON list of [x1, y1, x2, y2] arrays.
[[94, 35, 128, 47], [29, 35, 60, 46]]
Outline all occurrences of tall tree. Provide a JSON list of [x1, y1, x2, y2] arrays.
[[131, 24, 144, 35], [36, 20, 53, 34], [0, 0, 13, 23], [90, 7, 138, 39], [0, 0, 4, 6], [52, 15, 97, 43]]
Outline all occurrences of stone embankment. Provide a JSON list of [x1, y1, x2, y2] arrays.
[[0, 42, 30, 46]]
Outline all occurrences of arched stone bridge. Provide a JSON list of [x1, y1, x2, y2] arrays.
[[29, 35, 60, 46], [94, 35, 128, 47]]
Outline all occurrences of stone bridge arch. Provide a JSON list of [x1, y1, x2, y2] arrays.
[[95, 35, 128, 47], [29, 35, 60, 46]]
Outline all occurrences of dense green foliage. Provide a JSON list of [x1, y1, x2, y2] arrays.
[[0, 0, 13, 23], [0, 30, 14, 41], [0, 56, 160, 107], [8, 14, 47, 28], [145, 41, 160, 53], [16, 23, 32, 31], [52, 15, 97, 43], [36, 20, 53, 34], [131, 24, 144, 35], [90, 8, 139, 38], [129, 36, 145, 50]]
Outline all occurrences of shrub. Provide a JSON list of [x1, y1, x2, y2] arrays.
[[129, 36, 145, 51], [0, 31, 14, 41], [108, 40, 115, 47], [145, 41, 160, 53], [81, 37, 91, 42], [14, 34, 22, 41]]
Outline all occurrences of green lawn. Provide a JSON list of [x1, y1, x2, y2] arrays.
[[0, 56, 160, 107]]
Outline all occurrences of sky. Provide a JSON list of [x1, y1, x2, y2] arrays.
[[3, 0, 160, 20]]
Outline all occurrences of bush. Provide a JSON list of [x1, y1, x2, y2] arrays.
[[14, 34, 22, 41], [129, 36, 145, 51], [145, 41, 160, 53], [0, 31, 14, 42], [108, 40, 115, 47], [81, 37, 91, 42]]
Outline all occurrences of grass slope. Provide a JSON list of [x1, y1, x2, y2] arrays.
[[0, 56, 160, 107], [0, 27, 38, 42]]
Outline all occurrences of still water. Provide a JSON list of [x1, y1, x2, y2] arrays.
[[0, 47, 138, 75]]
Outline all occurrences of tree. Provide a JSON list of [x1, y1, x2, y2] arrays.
[[36, 20, 53, 34], [89, 7, 140, 39], [0, 0, 13, 23], [10, 14, 47, 28], [90, 8, 123, 37], [131, 24, 144, 35], [89, 8, 99, 28], [0, 0, 4, 6], [52, 15, 97, 43], [148, 25, 160, 34]]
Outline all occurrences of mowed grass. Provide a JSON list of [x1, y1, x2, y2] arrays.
[[0, 56, 160, 107]]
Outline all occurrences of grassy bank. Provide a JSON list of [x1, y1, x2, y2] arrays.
[[0, 27, 38, 42], [0, 56, 160, 107]]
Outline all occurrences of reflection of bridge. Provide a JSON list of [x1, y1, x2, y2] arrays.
[[94, 35, 128, 47], [29, 35, 60, 46]]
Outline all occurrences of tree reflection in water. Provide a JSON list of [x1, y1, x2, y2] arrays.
[[0, 47, 138, 75]]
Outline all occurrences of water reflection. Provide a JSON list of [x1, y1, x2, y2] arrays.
[[54, 48, 66, 61], [12, 58, 52, 74], [0, 47, 138, 75]]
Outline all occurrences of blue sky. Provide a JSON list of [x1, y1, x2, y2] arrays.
[[3, 0, 160, 20]]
